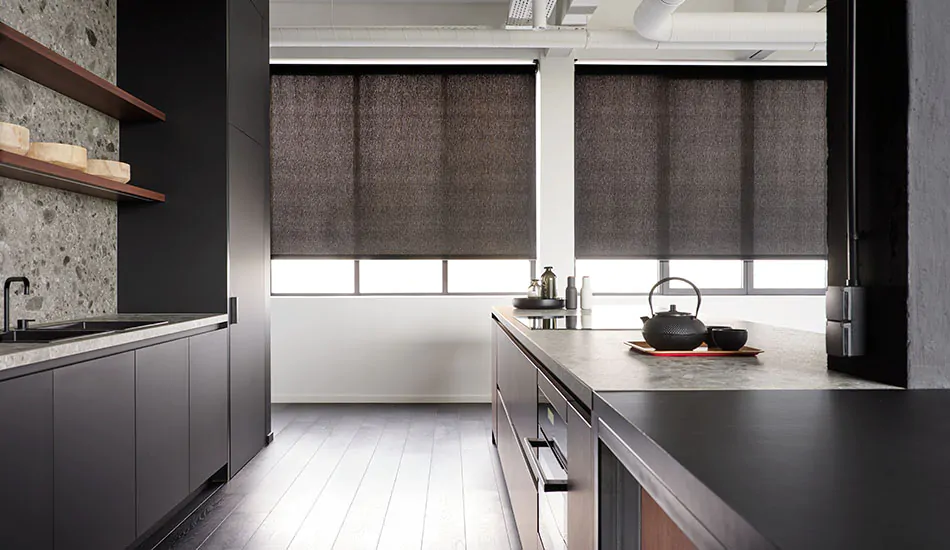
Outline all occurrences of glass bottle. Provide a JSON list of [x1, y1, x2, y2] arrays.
[[540, 266, 557, 299], [528, 279, 541, 298]]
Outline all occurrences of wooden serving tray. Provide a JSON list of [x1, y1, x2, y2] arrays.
[[625, 341, 764, 357]]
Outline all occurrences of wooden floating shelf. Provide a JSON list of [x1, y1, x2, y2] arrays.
[[0, 22, 165, 123], [0, 151, 165, 203]]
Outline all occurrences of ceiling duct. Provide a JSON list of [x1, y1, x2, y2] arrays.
[[270, 26, 827, 51], [270, 27, 825, 51], [633, 0, 826, 46]]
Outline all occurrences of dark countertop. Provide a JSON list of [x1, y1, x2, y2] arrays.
[[595, 390, 950, 550], [0, 313, 228, 375], [493, 306, 894, 408]]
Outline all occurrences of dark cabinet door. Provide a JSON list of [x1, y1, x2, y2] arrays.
[[228, 125, 268, 475], [0, 372, 53, 550], [135, 339, 190, 537], [567, 404, 595, 550], [497, 389, 538, 550], [228, 0, 268, 145], [189, 329, 229, 490], [495, 322, 538, 442], [54, 352, 136, 550]]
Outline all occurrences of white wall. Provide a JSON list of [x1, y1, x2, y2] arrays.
[[271, 294, 824, 403]]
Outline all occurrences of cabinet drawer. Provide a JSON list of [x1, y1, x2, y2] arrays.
[[497, 390, 538, 550], [496, 322, 538, 443]]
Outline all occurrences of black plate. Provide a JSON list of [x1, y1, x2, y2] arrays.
[[512, 297, 565, 310]]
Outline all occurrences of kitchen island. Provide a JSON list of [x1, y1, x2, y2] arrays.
[[490, 306, 901, 550]]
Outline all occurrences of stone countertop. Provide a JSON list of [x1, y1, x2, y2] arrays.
[[0, 313, 228, 373], [595, 390, 950, 549], [493, 306, 895, 407]]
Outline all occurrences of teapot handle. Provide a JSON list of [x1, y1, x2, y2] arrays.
[[647, 277, 702, 317]]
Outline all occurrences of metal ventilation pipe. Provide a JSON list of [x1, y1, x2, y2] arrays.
[[633, 0, 827, 45], [270, 26, 827, 51], [533, 0, 546, 29]]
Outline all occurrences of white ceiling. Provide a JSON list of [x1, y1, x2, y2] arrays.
[[269, 0, 828, 63]]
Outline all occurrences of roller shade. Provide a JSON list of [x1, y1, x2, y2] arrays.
[[575, 66, 827, 259], [271, 66, 536, 258]]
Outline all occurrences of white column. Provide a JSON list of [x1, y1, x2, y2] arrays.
[[537, 57, 575, 296]]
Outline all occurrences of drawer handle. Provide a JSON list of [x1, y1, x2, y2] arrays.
[[522, 437, 568, 493]]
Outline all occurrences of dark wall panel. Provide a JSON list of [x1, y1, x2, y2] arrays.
[[826, 0, 909, 386], [118, 0, 229, 314]]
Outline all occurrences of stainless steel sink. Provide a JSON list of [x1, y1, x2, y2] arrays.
[[0, 329, 107, 343], [42, 320, 168, 332]]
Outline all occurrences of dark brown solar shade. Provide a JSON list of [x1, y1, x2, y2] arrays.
[[271, 66, 536, 258], [575, 66, 827, 259]]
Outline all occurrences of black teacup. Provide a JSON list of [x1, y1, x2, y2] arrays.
[[704, 325, 732, 349], [709, 328, 749, 351]]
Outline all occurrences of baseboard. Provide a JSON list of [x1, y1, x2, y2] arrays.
[[272, 393, 491, 404]]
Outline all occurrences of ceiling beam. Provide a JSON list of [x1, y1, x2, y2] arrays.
[[271, 2, 510, 28]]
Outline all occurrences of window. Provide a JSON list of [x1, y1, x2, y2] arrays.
[[271, 259, 354, 294], [271, 259, 531, 295], [753, 260, 827, 290], [668, 260, 744, 290], [270, 65, 536, 259], [574, 66, 827, 260], [575, 260, 659, 294], [447, 260, 531, 293], [359, 260, 443, 294]]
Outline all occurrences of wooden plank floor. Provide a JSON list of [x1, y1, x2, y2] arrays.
[[168, 404, 519, 550]]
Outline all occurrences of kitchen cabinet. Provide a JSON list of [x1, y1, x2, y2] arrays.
[[135, 339, 190, 536], [118, 0, 272, 478], [495, 322, 538, 443], [228, 124, 269, 474], [189, 329, 229, 489], [567, 404, 595, 550], [641, 489, 695, 550], [0, 372, 53, 550], [491, 321, 499, 443], [54, 352, 136, 550], [497, 390, 538, 550]]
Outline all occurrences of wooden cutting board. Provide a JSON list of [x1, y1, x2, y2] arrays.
[[85, 159, 131, 183], [26, 142, 87, 171], [0, 122, 30, 155]]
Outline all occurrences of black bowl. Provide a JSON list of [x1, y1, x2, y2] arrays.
[[512, 297, 565, 310], [704, 325, 732, 349], [709, 328, 748, 351]]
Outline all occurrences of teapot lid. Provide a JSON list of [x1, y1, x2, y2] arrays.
[[654, 304, 694, 317]]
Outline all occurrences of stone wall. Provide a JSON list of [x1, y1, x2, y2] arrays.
[[0, 0, 118, 323], [907, 0, 950, 387]]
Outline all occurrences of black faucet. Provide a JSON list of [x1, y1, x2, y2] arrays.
[[3, 276, 31, 334]]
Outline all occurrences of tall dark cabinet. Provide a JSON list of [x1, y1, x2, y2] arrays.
[[117, 0, 271, 475]]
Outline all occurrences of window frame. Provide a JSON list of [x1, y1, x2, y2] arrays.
[[578, 258, 827, 297], [270, 258, 537, 297]]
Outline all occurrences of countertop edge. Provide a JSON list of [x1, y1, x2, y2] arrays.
[[0, 314, 229, 375], [594, 391, 779, 550], [493, 307, 596, 408]]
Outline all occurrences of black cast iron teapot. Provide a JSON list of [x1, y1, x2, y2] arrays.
[[640, 277, 707, 351]]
